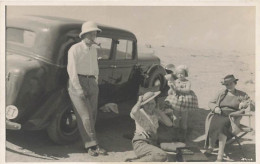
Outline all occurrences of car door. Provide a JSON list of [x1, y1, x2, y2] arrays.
[[96, 37, 116, 105], [112, 39, 138, 101]]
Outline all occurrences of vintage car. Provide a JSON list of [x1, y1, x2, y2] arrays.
[[6, 15, 167, 144]]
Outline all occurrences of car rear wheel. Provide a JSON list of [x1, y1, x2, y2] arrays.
[[47, 105, 79, 145]]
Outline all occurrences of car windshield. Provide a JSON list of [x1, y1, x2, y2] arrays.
[[7, 28, 36, 48]]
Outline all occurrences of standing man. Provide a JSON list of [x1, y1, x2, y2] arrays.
[[67, 21, 107, 156]]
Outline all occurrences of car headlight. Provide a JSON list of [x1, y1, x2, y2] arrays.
[[6, 105, 19, 119]]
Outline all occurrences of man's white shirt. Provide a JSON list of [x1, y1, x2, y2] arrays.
[[67, 40, 99, 93]]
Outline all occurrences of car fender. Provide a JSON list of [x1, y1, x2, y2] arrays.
[[22, 88, 72, 130]]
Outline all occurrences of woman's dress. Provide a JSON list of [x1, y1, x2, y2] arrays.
[[208, 93, 240, 139]]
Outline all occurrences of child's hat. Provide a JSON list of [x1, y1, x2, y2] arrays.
[[176, 65, 189, 77], [165, 64, 175, 74], [141, 91, 161, 106]]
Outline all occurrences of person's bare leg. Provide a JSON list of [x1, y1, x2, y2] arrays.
[[205, 137, 215, 154], [217, 133, 227, 161]]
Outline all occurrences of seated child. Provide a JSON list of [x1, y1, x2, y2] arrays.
[[164, 65, 198, 142]]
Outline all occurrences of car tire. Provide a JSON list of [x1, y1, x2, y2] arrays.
[[147, 68, 166, 91], [47, 105, 79, 145]]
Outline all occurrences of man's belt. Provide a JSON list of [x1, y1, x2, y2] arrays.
[[78, 74, 96, 79]]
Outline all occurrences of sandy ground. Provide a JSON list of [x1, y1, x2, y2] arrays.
[[6, 46, 255, 162]]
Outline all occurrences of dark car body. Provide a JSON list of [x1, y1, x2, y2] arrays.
[[6, 15, 167, 143]]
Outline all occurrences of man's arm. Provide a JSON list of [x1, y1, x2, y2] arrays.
[[67, 48, 84, 95], [156, 108, 173, 127], [94, 48, 99, 83], [130, 96, 143, 119]]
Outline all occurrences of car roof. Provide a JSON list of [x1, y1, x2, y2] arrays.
[[7, 15, 137, 40], [7, 15, 138, 65]]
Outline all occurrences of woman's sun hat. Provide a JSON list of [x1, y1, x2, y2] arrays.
[[141, 91, 161, 106], [79, 21, 102, 38], [176, 65, 189, 77], [221, 74, 239, 85]]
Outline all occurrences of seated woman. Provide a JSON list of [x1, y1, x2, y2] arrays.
[[204, 74, 253, 162], [127, 91, 173, 162]]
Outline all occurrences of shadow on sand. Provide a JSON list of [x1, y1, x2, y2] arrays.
[[6, 99, 136, 161], [6, 99, 255, 162], [6, 129, 75, 160], [157, 107, 255, 162]]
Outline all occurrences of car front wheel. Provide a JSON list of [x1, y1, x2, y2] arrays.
[[47, 105, 79, 145]]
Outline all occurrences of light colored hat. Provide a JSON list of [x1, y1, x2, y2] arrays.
[[176, 65, 189, 77], [79, 21, 102, 38], [221, 74, 239, 85], [141, 91, 161, 106]]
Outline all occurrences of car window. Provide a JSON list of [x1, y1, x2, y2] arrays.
[[7, 28, 36, 47], [96, 37, 112, 60], [116, 39, 133, 60]]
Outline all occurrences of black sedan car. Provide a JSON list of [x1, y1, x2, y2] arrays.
[[6, 15, 167, 144]]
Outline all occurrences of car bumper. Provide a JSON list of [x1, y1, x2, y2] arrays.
[[6, 119, 21, 130]]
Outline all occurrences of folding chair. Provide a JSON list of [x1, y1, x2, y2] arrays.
[[226, 112, 254, 159]]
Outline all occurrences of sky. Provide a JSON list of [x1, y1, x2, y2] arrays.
[[7, 6, 255, 53]]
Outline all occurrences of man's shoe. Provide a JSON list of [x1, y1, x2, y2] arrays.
[[204, 148, 213, 155], [87, 147, 98, 157], [95, 145, 108, 155]]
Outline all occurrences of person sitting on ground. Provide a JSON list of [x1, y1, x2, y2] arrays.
[[204, 74, 254, 162], [127, 91, 173, 162], [164, 65, 198, 142]]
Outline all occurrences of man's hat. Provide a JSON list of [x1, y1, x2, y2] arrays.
[[141, 91, 161, 106], [221, 74, 239, 85], [79, 21, 102, 38]]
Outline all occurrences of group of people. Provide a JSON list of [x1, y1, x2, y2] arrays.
[[129, 66, 252, 162], [128, 64, 199, 162], [67, 21, 253, 162]]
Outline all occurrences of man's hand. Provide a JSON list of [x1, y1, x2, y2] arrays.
[[77, 90, 85, 97], [214, 107, 222, 114], [95, 76, 98, 84], [137, 95, 143, 107]]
